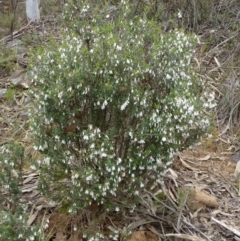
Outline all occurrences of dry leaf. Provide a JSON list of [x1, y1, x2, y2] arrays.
[[23, 175, 37, 184], [182, 187, 218, 211], [192, 188, 218, 208], [196, 155, 211, 161], [125, 231, 158, 241], [64, 124, 78, 133], [27, 210, 39, 227], [179, 158, 197, 171], [168, 168, 178, 178]]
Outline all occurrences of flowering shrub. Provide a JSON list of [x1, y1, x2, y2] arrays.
[[29, 1, 214, 215], [0, 143, 46, 241], [0, 210, 46, 241], [0, 143, 24, 209]]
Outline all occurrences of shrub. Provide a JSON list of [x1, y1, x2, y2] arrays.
[[0, 210, 46, 241], [0, 143, 46, 241], [0, 142, 24, 211], [29, 0, 214, 215]]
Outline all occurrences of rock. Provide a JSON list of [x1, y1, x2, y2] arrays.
[[6, 39, 27, 55], [231, 150, 240, 164], [10, 69, 30, 89], [6, 39, 23, 48], [0, 88, 7, 99], [181, 187, 218, 211], [19, 111, 29, 121]]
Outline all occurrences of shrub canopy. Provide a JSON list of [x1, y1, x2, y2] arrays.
[[29, 1, 213, 213]]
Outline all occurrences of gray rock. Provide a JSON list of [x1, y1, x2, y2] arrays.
[[231, 150, 240, 164], [6, 39, 27, 55], [0, 89, 7, 99], [10, 69, 30, 89]]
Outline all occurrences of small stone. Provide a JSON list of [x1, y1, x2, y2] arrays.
[[0, 89, 7, 99], [10, 69, 30, 89], [231, 151, 240, 164], [6, 39, 27, 55]]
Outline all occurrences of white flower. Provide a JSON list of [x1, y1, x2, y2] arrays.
[[120, 98, 129, 110], [30, 165, 37, 170], [177, 11, 182, 19], [166, 74, 171, 80], [90, 143, 95, 149], [116, 45, 122, 51], [74, 173, 79, 179], [101, 100, 108, 110], [43, 157, 50, 165], [162, 137, 166, 142]]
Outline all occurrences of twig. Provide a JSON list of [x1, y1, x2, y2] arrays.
[[0, 21, 33, 43], [207, 34, 238, 54], [182, 219, 213, 241], [144, 190, 176, 213], [219, 101, 240, 136], [164, 233, 205, 241], [211, 217, 240, 237]]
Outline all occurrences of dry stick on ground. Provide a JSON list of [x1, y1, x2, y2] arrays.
[[146, 182, 214, 241], [211, 217, 240, 237], [0, 121, 29, 146], [144, 190, 176, 213], [206, 34, 238, 56], [164, 233, 205, 241], [219, 101, 240, 136], [0, 21, 33, 43], [182, 218, 213, 241], [218, 172, 238, 196]]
